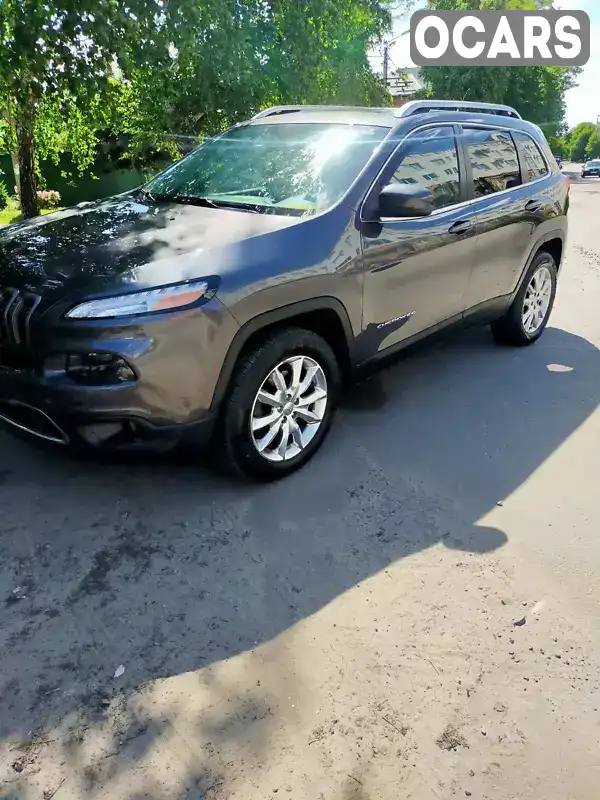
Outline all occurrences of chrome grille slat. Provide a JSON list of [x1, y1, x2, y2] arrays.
[[22, 294, 41, 344], [0, 287, 41, 346], [8, 295, 25, 344], [1, 289, 19, 340]]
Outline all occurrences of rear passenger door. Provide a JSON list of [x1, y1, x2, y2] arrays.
[[461, 126, 549, 309]]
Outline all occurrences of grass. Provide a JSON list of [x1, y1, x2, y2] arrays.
[[0, 207, 64, 226]]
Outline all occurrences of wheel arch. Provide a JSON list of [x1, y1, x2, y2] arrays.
[[513, 230, 566, 300], [211, 297, 355, 411]]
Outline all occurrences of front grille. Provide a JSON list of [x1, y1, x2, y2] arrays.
[[0, 287, 41, 345]]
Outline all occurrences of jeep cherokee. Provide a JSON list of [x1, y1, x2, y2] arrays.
[[0, 100, 568, 479]]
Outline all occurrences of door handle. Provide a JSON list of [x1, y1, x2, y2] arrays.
[[448, 219, 474, 235], [525, 200, 542, 212]]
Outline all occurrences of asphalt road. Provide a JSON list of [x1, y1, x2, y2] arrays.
[[2, 166, 600, 799]]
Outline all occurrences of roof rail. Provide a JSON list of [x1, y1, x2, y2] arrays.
[[251, 105, 395, 120], [397, 100, 521, 119], [250, 101, 521, 122]]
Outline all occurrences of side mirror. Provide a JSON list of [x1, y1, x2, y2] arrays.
[[378, 184, 434, 218]]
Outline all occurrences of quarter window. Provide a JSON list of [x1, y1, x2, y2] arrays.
[[389, 127, 461, 211], [513, 131, 548, 182], [463, 128, 521, 198]]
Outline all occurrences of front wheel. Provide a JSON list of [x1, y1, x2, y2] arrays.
[[491, 251, 557, 347], [219, 328, 341, 480]]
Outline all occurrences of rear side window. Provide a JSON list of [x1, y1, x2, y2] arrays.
[[513, 131, 548, 182], [389, 126, 460, 210], [463, 128, 521, 198]]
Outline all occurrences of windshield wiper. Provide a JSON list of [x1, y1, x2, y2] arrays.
[[172, 195, 261, 213], [171, 194, 221, 209], [138, 187, 171, 203], [140, 191, 262, 213]]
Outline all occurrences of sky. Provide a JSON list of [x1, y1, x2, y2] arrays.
[[374, 0, 599, 130]]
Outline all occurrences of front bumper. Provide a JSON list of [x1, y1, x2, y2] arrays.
[[0, 297, 238, 449], [0, 371, 217, 448]]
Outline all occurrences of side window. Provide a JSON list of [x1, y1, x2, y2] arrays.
[[513, 131, 549, 182], [463, 128, 521, 198], [389, 127, 461, 211]]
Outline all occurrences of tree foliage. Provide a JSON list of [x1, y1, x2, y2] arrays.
[[546, 134, 567, 158], [0, 0, 392, 217], [118, 0, 392, 150], [585, 130, 600, 160], [566, 122, 598, 161]]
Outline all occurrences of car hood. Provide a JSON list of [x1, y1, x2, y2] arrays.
[[0, 193, 299, 300]]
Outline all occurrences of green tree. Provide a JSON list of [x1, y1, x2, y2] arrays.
[[585, 129, 600, 160], [567, 122, 597, 161], [118, 0, 392, 156], [546, 135, 567, 158], [0, 0, 168, 217]]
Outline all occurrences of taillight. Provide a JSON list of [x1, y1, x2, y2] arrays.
[[563, 175, 570, 192]]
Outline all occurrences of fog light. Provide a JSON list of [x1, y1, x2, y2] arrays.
[[66, 352, 136, 385]]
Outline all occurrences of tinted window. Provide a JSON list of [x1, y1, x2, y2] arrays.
[[513, 131, 548, 181], [389, 127, 460, 210], [463, 129, 521, 198]]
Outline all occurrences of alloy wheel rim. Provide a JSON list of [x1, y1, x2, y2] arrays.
[[250, 355, 328, 462], [522, 265, 552, 335]]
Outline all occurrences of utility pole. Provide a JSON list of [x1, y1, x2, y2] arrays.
[[381, 29, 409, 88], [383, 41, 389, 86]]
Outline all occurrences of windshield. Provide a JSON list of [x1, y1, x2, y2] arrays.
[[587, 160, 600, 166], [146, 122, 388, 217]]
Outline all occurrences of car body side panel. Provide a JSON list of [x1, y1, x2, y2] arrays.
[[216, 205, 365, 341], [463, 172, 568, 309], [359, 206, 476, 357]]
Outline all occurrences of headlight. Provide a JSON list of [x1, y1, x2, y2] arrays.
[[66, 280, 210, 320]]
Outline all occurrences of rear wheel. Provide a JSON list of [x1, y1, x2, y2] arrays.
[[491, 250, 557, 347], [219, 327, 341, 479]]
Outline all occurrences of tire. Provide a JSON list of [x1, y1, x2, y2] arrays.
[[219, 327, 341, 480], [491, 250, 557, 347]]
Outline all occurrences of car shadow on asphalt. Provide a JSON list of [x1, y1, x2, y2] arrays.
[[0, 323, 598, 797]]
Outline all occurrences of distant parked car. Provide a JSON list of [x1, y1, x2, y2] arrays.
[[554, 155, 562, 169], [581, 159, 600, 178]]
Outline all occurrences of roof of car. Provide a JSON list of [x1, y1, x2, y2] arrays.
[[246, 107, 544, 142], [248, 107, 398, 128]]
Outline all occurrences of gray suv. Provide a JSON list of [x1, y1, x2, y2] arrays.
[[0, 100, 568, 479]]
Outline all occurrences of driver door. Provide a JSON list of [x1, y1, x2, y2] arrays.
[[360, 124, 476, 358]]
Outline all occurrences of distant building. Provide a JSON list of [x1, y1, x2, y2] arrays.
[[387, 68, 425, 108]]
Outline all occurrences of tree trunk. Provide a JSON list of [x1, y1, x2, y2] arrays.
[[16, 91, 39, 218], [5, 109, 21, 198], [10, 150, 21, 198]]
